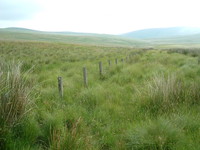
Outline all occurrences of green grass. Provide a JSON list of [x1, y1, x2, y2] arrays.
[[0, 40, 200, 150]]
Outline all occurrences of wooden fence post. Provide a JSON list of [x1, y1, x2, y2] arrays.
[[83, 67, 88, 87], [108, 60, 111, 66], [99, 61, 103, 76], [58, 77, 63, 98], [121, 58, 124, 63], [115, 58, 118, 64], [126, 56, 128, 62]]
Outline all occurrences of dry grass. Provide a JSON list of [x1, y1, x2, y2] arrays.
[[148, 74, 183, 105], [49, 117, 83, 150], [140, 73, 200, 114], [0, 61, 33, 149]]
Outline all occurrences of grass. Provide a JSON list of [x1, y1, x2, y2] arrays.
[[126, 118, 185, 150], [0, 61, 33, 149], [0, 40, 200, 149]]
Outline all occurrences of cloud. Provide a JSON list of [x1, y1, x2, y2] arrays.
[[0, 0, 41, 20], [1, 0, 200, 34]]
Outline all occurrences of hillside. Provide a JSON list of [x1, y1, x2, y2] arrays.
[[1, 40, 200, 149], [0, 27, 149, 47], [148, 33, 200, 45], [122, 27, 200, 39]]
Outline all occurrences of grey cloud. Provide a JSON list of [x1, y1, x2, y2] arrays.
[[0, 0, 41, 20]]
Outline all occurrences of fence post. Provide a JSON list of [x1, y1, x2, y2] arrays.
[[126, 56, 128, 62], [99, 61, 103, 76], [121, 58, 124, 63], [83, 67, 88, 87], [115, 58, 118, 64], [58, 77, 63, 98], [108, 60, 111, 66]]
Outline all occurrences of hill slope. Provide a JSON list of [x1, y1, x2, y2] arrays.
[[0, 27, 149, 47], [122, 27, 200, 39], [148, 33, 200, 45]]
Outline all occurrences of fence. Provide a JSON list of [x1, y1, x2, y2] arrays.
[[57, 53, 136, 98]]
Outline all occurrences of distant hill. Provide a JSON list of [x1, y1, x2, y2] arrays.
[[2, 27, 102, 36], [148, 33, 200, 45], [121, 27, 200, 39], [2, 27, 200, 47], [0, 27, 150, 47]]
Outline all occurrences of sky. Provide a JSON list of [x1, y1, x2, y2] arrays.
[[0, 0, 200, 34]]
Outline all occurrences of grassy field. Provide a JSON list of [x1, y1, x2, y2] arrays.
[[0, 40, 200, 150]]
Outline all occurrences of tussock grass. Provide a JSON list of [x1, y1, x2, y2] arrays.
[[0, 62, 32, 127], [138, 73, 200, 115], [49, 117, 84, 150], [126, 113, 200, 150], [148, 74, 183, 106], [167, 48, 200, 58], [126, 119, 184, 150], [0, 61, 33, 149]]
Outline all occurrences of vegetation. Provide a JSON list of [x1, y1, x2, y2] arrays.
[[0, 28, 149, 47], [0, 61, 33, 149], [0, 40, 200, 150]]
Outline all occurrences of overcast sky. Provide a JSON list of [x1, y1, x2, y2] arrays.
[[0, 0, 200, 34]]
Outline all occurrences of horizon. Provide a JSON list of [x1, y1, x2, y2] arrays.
[[2, 26, 200, 35], [1, 0, 200, 34], [0, 26, 200, 35]]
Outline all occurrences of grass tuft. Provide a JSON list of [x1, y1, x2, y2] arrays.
[[126, 119, 184, 150], [0, 61, 33, 149], [139, 74, 200, 115]]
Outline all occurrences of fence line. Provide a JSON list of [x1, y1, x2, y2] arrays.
[[57, 52, 141, 96]]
